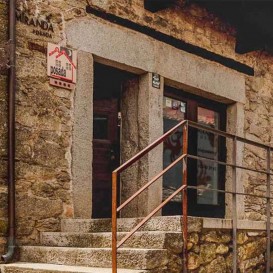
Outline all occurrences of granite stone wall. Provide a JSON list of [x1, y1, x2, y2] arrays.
[[187, 229, 267, 273], [165, 218, 269, 273], [0, 0, 271, 259], [14, 0, 80, 246]]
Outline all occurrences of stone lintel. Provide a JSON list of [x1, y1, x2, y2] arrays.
[[66, 18, 245, 105]]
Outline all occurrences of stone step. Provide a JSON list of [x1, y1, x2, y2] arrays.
[[0, 263, 150, 273], [40, 231, 183, 252], [61, 216, 201, 233], [19, 246, 168, 270]]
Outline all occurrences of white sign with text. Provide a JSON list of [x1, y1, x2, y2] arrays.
[[47, 43, 77, 85]]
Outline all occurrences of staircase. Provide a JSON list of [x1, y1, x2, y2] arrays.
[[0, 216, 185, 273]]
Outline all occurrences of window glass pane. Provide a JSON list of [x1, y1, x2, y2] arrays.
[[163, 97, 186, 121], [163, 96, 186, 202], [93, 115, 108, 139], [197, 107, 219, 205]]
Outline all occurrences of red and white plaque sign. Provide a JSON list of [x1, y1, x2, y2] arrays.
[[47, 43, 77, 89]]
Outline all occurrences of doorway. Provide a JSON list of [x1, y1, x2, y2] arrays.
[[162, 86, 227, 218], [92, 63, 135, 218]]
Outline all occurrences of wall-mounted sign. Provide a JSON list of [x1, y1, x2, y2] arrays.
[[16, 9, 54, 39], [28, 42, 47, 54], [180, 102, 186, 113], [47, 43, 77, 90], [152, 73, 161, 89]]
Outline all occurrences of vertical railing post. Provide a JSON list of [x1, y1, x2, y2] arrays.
[[182, 122, 188, 273], [112, 171, 118, 273], [266, 147, 271, 273], [232, 137, 237, 273]]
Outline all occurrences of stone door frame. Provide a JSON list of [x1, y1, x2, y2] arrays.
[[68, 17, 245, 219]]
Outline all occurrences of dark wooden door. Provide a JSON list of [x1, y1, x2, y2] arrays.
[[92, 99, 119, 218]]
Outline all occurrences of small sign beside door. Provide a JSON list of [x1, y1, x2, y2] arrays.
[[47, 43, 77, 90], [152, 73, 160, 89]]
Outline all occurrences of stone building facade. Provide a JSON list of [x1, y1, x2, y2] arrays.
[[0, 0, 273, 272]]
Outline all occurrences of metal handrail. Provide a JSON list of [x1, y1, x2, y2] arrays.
[[112, 119, 273, 273], [117, 153, 187, 213], [114, 120, 187, 174], [112, 120, 188, 273], [117, 184, 187, 248], [188, 120, 273, 150]]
